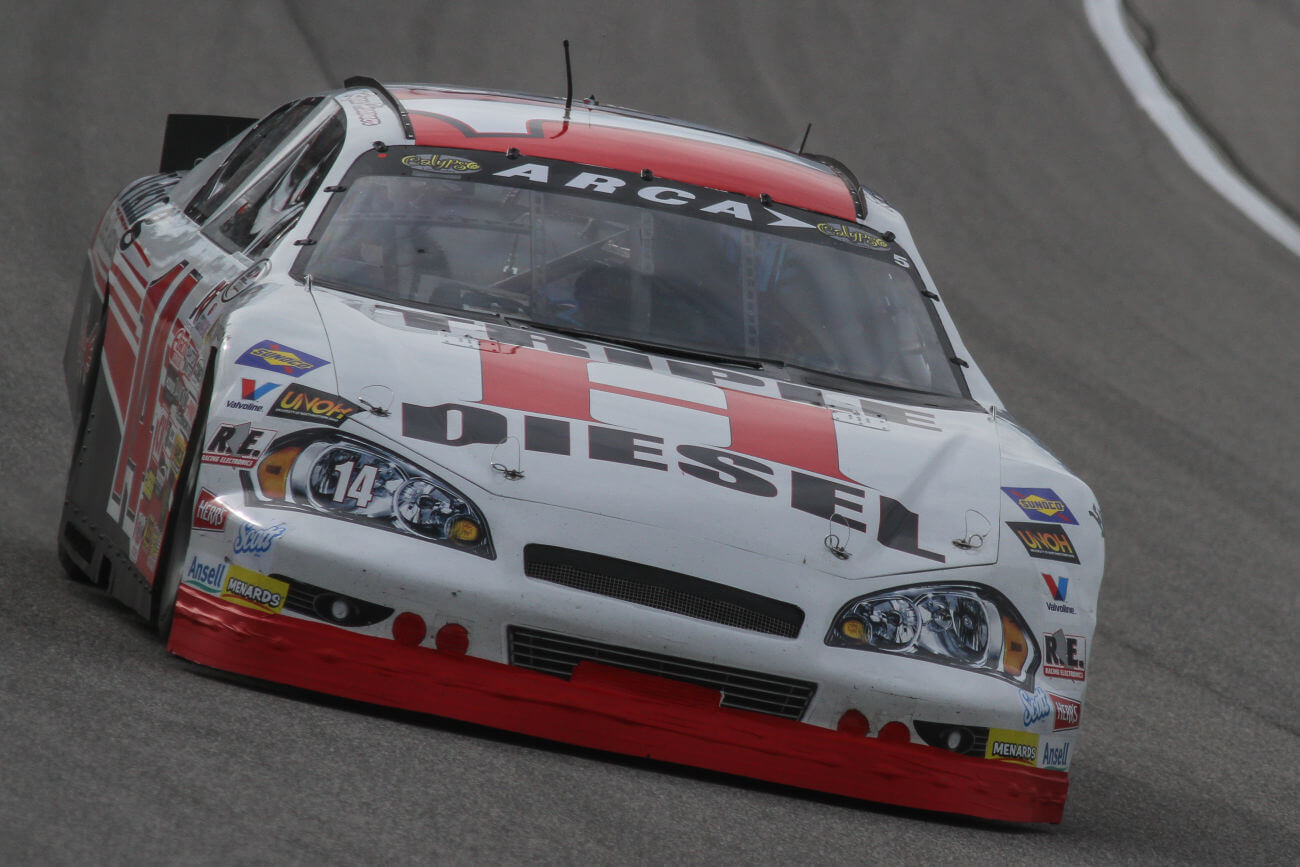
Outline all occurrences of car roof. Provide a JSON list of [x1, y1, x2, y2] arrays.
[[357, 84, 860, 221]]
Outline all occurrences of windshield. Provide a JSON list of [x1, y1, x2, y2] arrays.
[[294, 148, 966, 398]]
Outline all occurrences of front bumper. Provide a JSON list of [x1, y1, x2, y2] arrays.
[[169, 584, 1068, 823]]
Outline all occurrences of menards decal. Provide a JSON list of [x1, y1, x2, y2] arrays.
[[398, 331, 947, 562]]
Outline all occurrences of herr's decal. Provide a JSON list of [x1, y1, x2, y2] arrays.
[[1049, 693, 1082, 731], [399, 338, 951, 562], [1001, 487, 1077, 524], [1007, 522, 1080, 565], [267, 383, 362, 427], [219, 564, 288, 615], [235, 340, 328, 378], [193, 488, 229, 532], [202, 422, 275, 468], [1043, 630, 1086, 681]]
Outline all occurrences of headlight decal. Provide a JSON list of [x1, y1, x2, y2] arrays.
[[827, 582, 1039, 690], [240, 429, 494, 558]]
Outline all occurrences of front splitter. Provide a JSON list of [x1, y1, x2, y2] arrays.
[[169, 586, 1067, 823]]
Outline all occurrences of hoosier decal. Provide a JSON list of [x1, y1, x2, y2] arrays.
[[267, 382, 362, 427], [1007, 522, 1080, 565]]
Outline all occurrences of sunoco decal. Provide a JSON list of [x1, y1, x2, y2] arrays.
[[1002, 487, 1077, 524], [985, 729, 1038, 766], [219, 564, 288, 615], [402, 153, 481, 174], [235, 340, 328, 378], [816, 222, 890, 248]]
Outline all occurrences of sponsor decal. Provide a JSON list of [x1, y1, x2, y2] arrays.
[[1020, 687, 1053, 727], [267, 382, 362, 427], [219, 564, 288, 615], [985, 729, 1038, 767], [233, 522, 287, 556], [235, 340, 328, 378], [183, 555, 227, 595], [1041, 573, 1077, 615], [401, 153, 481, 175], [1043, 630, 1086, 681], [816, 222, 891, 248], [1049, 693, 1082, 731], [341, 89, 384, 126], [1002, 487, 1078, 524], [202, 422, 274, 468], [1040, 738, 1071, 771], [1007, 522, 1080, 565], [226, 378, 279, 412], [193, 489, 229, 533]]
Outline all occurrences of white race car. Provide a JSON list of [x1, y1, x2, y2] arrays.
[[59, 78, 1102, 823]]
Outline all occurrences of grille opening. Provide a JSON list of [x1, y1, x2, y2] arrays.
[[508, 626, 816, 720], [62, 522, 94, 563], [523, 544, 803, 638]]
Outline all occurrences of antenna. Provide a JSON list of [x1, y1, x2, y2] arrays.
[[563, 40, 574, 119], [797, 122, 812, 155]]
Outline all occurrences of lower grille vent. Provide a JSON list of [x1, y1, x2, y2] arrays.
[[523, 544, 803, 638], [508, 626, 816, 720]]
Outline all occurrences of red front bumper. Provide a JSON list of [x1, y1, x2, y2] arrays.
[[169, 586, 1068, 823]]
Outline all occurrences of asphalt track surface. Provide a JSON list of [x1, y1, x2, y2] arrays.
[[1, 1, 1296, 863]]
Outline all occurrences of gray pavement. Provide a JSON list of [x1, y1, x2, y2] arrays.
[[1, 1, 1296, 862]]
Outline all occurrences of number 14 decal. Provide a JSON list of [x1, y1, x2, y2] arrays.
[[333, 460, 378, 507]]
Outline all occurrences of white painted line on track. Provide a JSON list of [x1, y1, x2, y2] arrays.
[[1084, 0, 1300, 258]]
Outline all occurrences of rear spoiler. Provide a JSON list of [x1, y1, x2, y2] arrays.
[[159, 114, 256, 173]]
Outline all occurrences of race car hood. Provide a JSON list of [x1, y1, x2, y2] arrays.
[[313, 290, 1001, 577]]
